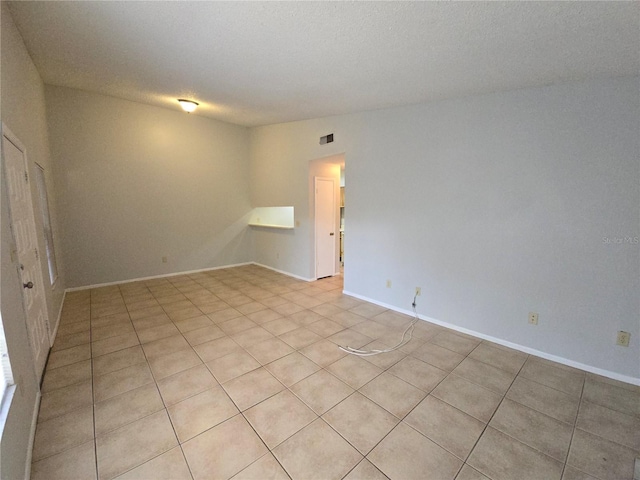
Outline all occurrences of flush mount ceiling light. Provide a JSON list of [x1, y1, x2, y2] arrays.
[[178, 99, 199, 113]]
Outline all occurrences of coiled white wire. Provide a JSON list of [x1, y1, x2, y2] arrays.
[[339, 294, 419, 356]]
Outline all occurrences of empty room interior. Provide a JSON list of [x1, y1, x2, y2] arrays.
[[1, 2, 639, 480]]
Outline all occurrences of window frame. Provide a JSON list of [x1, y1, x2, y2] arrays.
[[34, 163, 59, 286]]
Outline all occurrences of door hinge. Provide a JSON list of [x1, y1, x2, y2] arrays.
[[24, 171, 29, 183], [34, 248, 39, 260]]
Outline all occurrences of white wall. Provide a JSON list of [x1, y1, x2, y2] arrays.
[[45, 86, 254, 287], [250, 76, 640, 380], [1, 4, 63, 478]]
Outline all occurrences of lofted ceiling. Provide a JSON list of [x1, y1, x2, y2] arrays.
[[7, 1, 639, 127]]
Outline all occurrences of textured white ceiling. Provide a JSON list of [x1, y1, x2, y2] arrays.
[[7, 1, 639, 127]]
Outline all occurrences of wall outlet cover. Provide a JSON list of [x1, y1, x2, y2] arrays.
[[616, 331, 631, 347]]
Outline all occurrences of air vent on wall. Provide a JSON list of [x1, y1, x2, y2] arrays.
[[319, 134, 334, 145]]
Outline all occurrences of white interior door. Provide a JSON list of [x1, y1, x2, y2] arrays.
[[2, 128, 50, 380], [315, 177, 336, 279]]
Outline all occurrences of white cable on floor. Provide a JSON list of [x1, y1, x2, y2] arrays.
[[339, 294, 419, 356]]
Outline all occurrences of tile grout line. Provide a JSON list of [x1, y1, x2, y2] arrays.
[[451, 345, 531, 479], [96, 286, 160, 480], [238, 407, 291, 479], [559, 376, 586, 480], [314, 342, 455, 478], [90, 290, 100, 480], [114, 284, 182, 480]]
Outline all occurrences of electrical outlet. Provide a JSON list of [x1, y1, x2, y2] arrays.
[[162, 256, 168, 263], [276, 253, 280, 259], [386, 280, 392, 288], [415, 287, 421, 296], [616, 331, 631, 347], [295, 220, 300, 227], [528, 312, 538, 325]]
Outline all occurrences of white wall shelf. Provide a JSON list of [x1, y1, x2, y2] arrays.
[[248, 206, 294, 229], [248, 223, 294, 230]]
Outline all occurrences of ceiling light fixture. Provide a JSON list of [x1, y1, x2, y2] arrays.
[[178, 99, 199, 113]]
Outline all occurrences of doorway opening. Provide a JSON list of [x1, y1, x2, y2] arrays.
[[309, 154, 345, 280]]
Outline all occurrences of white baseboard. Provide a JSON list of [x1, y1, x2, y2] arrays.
[[343, 290, 640, 387], [23, 391, 41, 480], [252, 262, 314, 282], [65, 262, 255, 292]]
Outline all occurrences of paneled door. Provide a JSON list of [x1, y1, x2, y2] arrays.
[[315, 177, 336, 279], [2, 126, 51, 380]]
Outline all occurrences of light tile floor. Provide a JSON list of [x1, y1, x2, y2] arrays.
[[31, 265, 639, 480]]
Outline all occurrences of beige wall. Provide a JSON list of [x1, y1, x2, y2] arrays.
[[45, 86, 254, 287], [1, 4, 64, 478]]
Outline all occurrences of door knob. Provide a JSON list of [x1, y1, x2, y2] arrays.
[[23, 281, 34, 289]]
